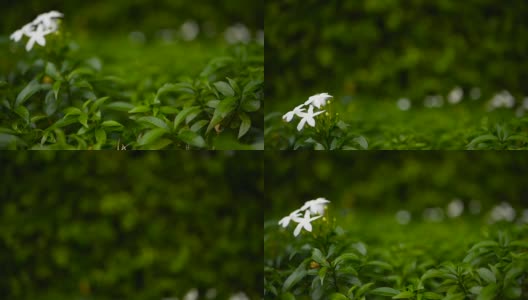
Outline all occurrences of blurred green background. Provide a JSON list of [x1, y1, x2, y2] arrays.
[[0, 152, 262, 299], [2, 0, 262, 34], [265, 152, 528, 218], [265, 0, 528, 110]]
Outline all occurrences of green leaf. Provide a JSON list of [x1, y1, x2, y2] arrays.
[[243, 79, 262, 95], [364, 260, 393, 271], [101, 120, 124, 128], [44, 90, 58, 115], [45, 62, 62, 80], [282, 260, 308, 292], [14, 105, 30, 123], [46, 115, 78, 131], [67, 67, 94, 81], [476, 283, 498, 300], [226, 77, 240, 94], [238, 112, 251, 139], [353, 136, 369, 149], [95, 128, 107, 145], [312, 248, 328, 266], [137, 128, 167, 146], [467, 134, 498, 148], [468, 240, 499, 252], [328, 293, 348, 300], [393, 291, 414, 299], [157, 82, 194, 96], [177, 129, 207, 148], [281, 293, 296, 300], [91, 96, 110, 113], [332, 253, 360, 267], [190, 120, 209, 132], [173, 106, 201, 130], [137, 116, 169, 130], [318, 266, 327, 285], [104, 101, 135, 112], [15, 79, 41, 107], [159, 106, 180, 114], [206, 97, 238, 133], [129, 106, 151, 113], [477, 268, 496, 284], [64, 107, 82, 116], [369, 287, 400, 297], [421, 269, 446, 281], [52, 80, 61, 99], [241, 99, 261, 112], [356, 283, 374, 298], [214, 81, 235, 97]]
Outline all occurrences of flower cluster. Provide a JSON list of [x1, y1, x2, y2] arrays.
[[10, 11, 64, 51], [278, 198, 330, 237], [282, 93, 332, 131]]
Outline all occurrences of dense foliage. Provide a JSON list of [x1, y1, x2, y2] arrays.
[[265, 0, 528, 102], [0, 152, 263, 299], [264, 1, 528, 150], [2, 0, 262, 34], [264, 151, 528, 216], [1, 3, 263, 150], [265, 211, 528, 299], [265, 152, 528, 299]]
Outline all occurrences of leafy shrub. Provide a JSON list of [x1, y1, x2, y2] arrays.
[[1, 10, 263, 150], [0, 152, 263, 299]]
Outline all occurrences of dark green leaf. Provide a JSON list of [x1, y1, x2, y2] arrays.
[[206, 97, 238, 133], [174, 106, 201, 130], [282, 260, 308, 292], [178, 129, 206, 148], [393, 291, 414, 299], [95, 128, 107, 145], [137, 116, 169, 130], [369, 287, 400, 297], [238, 112, 251, 139], [214, 81, 235, 97], [104, 101, 135, 112], [45, 62, 62, 80], [137, 128, 167, 146], [15, 79, 41, 107], [241, 99, 261, 112]]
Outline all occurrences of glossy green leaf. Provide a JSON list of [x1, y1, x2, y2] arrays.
[[206, 96, 238, 133], [137, 128, 167, 146], [15, 79, 41, 107], [238, 112, 251, 139], [214, 81, 235, 97], [178, 129, 206, 148]]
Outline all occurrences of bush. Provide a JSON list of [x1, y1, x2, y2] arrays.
[[0, 152, 263, 299]]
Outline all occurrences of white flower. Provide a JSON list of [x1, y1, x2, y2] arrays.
[[25, 25, 47, 51], [305, 92, 332, 108], [9, 10, 63, 52], [292, 210, 322, 237], [282, 104, 306, 122], [296, 105, 324, 131], [278, 209, 302, 228], [300, 198, 330, 215]]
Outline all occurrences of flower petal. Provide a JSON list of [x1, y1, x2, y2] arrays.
[[297, 118, 306, 131], [306, 116, 316, 127], [293, 223, 302, 237]]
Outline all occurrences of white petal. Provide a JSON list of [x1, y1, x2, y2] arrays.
[[297, 118, 306, 131], [293, 223, 302, 236], [10, 30, 23, 42], [303, 222, 312, 232], [25, 38, 35, 51], [35, 34, 46, 46], [306, 117, 316, 127]]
